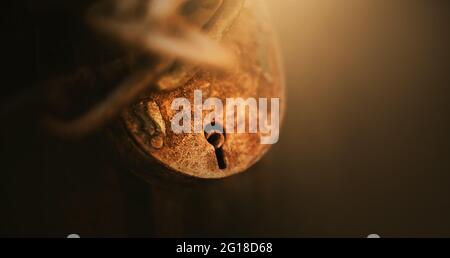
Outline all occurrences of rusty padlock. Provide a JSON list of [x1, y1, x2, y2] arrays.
[[38, 0, 285, 180], [121, 0, 285, 179]]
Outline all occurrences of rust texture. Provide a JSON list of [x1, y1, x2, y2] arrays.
[[122, 0, 285, 179], [10, 0, 285, 180]]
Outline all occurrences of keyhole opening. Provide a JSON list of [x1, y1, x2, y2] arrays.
[[205, 123, 227, 170]]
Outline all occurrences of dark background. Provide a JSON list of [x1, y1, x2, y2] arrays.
[[1, 0, 450, 237]]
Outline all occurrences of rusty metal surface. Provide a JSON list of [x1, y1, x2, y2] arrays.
[[122, 1, 285, 179], [2, 0, 285, 180]]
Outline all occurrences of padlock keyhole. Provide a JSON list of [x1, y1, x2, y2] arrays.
[[213, 146, 226, 170], [205, 123, 227, 170]]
